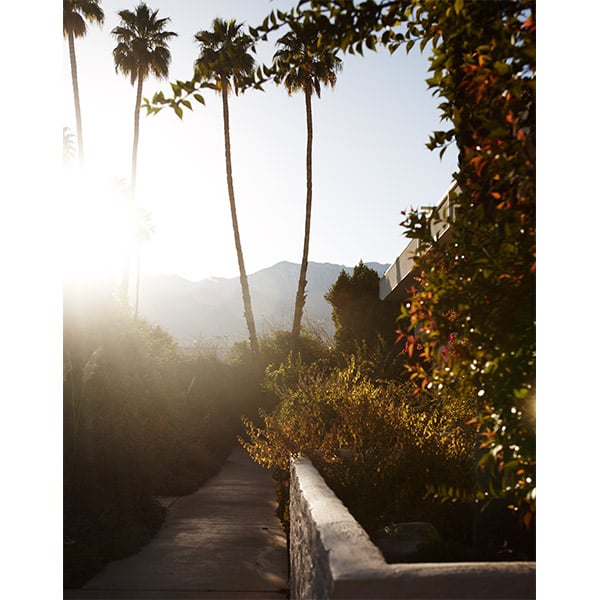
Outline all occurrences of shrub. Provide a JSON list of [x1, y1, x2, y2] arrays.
[[63, 292, 241, 587], [227, 329, 335, 423], [241, 356, 478, 537]]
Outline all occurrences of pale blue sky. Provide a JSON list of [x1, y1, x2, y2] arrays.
[[63, 0, 458, 282]]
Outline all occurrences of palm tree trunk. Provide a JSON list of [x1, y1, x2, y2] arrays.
[[134, 239, 141, 321], [120, 71, 144, 305], [131, 72, 143, 197], [221, 80, 259, 355], [68, 30, 84, 167], [291, 87, 313, 337]]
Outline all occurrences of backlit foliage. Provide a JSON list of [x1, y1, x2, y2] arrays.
[[241, 357, 477, 533], [398, 1, 536, 523], [258, 0, 536, 521]]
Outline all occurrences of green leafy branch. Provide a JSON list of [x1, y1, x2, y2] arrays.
[[142, 78, 206, 119], [143, 30, 272, 120]]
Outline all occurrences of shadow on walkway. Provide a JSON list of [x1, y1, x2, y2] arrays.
[[64, 445, 289, 599]]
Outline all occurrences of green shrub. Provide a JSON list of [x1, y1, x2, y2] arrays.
[[240, 356, 478, 536], [226, 329, 335, 423]]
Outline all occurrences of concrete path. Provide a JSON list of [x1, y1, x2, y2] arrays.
[[64, 446, 289, 599]]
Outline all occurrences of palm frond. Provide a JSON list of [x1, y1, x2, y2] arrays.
[[63, 0, 104, 38], [194, 18, 256, 93], [112, 2, 177, 85], [273, 21, 342, 97]]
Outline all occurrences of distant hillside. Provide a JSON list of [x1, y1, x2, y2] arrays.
[[137, 261, 390, 349]]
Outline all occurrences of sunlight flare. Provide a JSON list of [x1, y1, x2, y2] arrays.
[[62, 172, 131, 289]]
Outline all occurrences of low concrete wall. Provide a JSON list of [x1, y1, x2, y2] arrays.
[[289, 457, 535, 600]]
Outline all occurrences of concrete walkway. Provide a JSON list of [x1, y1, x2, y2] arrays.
[[64, 446, 289, 599]]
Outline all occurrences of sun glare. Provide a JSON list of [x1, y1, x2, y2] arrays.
[[62, 171, 131, 291]]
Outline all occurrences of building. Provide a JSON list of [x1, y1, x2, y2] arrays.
[[379, 180, 460, 303]]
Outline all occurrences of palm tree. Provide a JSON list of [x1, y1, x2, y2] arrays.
[[273, 22, 342, 338], [112, 2, 177, 304], [63, 0, 105, 166], [194, 18, 259, 355]]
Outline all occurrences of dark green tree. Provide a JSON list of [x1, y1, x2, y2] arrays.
[[193, 18, 260, 356], [112, 2, 177, 304], [325, 261, 398, 355], [63, 0, 105, 166], [272, 20, 342, 339]]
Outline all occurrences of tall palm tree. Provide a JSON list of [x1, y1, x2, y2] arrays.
[[63, 0, 105, 166], [273, 22, 342, 338], [112, 2, 177, 305], [194, 18, 259, 355]]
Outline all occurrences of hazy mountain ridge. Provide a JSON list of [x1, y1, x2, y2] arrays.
[[138, 261, 390, 348]]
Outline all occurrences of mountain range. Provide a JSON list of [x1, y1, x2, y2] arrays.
[[137, 261, 390, 350]]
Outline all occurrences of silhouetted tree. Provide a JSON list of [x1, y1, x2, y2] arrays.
[[112, 2, 177, 304], [63, 0, 105, 166], [325, 261, 398, 355], [273, 20, 342, 338], [194, 18, 259, 355]]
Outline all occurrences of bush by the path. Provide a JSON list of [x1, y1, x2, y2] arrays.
[[241, 355, 534, 559], [63, 291, 255, 588]]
